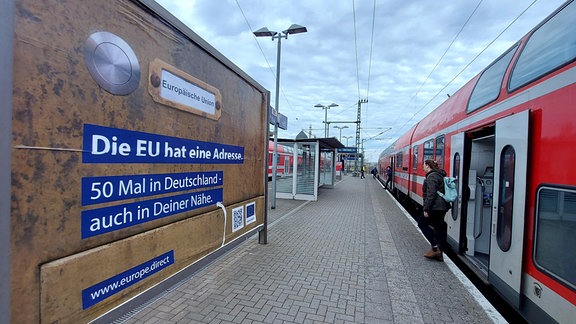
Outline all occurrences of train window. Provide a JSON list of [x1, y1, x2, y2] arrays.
[[509, 1, 576, 91], [423, 140, 434, 162], [496, 145, 515, 252], [468, 47, 517, 113], [534, 187, 576, 290], [396, 152, 403, 170], [435, 136, 444, 169], [412, 146, 418, 170], [451, 152, 460, 221]]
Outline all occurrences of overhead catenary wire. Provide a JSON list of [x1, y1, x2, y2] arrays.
[[235, 0, 298, 116], [364, 0, 377, 129], [366, 0, 376, 101], [352, 0, 361, 101], [397, 0, 539, 134], [238, 0, 379, 141], [231, 0, 540, 158], [407, 0, 484, 111], [352, 0, 378, 139], [352, 0, 377, 103]]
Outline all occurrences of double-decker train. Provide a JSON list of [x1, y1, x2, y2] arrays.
[[378, 1, 576, 322], [267, 141, 329, 179], [268, 140, 295, 178]]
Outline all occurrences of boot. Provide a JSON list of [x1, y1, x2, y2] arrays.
[[434, 250, 443, 262], [424, 248, 443, 261]]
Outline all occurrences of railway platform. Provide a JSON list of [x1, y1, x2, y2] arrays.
[[109, 175, 505, 323]]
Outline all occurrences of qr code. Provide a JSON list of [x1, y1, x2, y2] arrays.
[[232, 206, 244, 232]]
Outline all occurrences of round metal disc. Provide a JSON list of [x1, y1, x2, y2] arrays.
[[84, 31, 140, 95]]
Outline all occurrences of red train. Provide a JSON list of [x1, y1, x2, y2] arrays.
[[379, 1, 576, 322], [268, 140, 294, 178], [268, 141, 329, 179]]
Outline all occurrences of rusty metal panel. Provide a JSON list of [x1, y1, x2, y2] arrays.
[[10, 0, 268, 322]]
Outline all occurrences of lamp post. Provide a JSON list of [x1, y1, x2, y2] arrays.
[[333, 125, 349, 142], [254, 24, 307, 211], [342, 135, 353, 146], [314, 103, 338, 137]]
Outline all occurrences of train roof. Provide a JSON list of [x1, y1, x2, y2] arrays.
[[411, 76, 478, 142]]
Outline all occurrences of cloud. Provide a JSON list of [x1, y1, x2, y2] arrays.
[[155, 0, 566, 162]]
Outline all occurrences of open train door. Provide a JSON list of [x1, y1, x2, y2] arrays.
[[489, 110, 529, 308], [389, 155, 395, 191], [446, 132, 464, 252]]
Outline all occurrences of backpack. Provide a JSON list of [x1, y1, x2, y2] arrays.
[[437, 176, 457, 203]]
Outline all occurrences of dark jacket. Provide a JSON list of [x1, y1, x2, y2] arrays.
[[423, 169, 451, 212]]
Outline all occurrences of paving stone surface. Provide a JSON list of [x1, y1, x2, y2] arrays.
[[118, 176, 498, 323]]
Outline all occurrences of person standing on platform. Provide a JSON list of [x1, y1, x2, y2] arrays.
[[371, 167, 378, 179], [418, 159, 451, 261], [385, 166, 392, 189]]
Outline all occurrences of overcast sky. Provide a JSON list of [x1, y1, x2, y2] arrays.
[[155, 0, 566, 162]]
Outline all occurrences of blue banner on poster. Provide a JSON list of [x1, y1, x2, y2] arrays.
[[82, 124, 244, 164], [82, 250, 174, 309], [81, 171, 223, 206], [81, 188, 223, 238]]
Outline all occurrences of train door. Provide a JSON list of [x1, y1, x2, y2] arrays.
[[389, 156, 395, 191], [488, 111, 529, 308], [283, 147, 292, 176], [465, 133, 494, 270], [446, 132, 464, 252]]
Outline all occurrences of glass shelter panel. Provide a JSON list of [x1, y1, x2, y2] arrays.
[[319, 150, 334, 187], [296, 142, 316, 196], [276, 142, 296, 195]]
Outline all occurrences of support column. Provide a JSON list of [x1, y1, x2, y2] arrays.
[[354, 99, 367, 174]]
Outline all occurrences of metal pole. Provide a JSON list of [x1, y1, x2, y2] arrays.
[[355, 99, 367, 175], [354, 101, 360, 174], [271, 34, 282, 209], [324, 108, 328, 137]]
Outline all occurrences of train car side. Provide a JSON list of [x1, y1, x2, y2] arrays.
[[379, 1, 576, 322]]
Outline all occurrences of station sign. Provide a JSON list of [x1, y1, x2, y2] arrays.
[[337, 147, 357, 153], [268, 106, 288, 130]]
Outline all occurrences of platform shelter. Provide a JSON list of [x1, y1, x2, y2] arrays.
[[273, 138, 344, 201]]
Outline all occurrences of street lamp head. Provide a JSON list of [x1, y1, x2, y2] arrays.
[[284, 24, 308, 35], [255, 25, 307, 38], [315, 103, 338, 109], [253, 27, 277, 37]]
